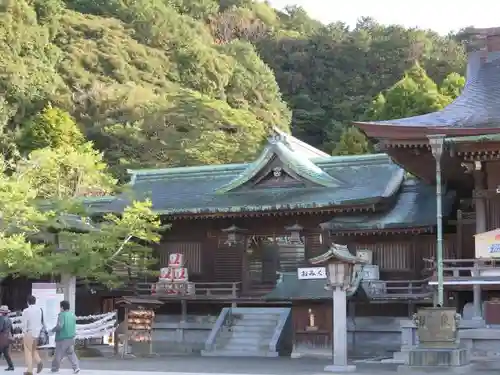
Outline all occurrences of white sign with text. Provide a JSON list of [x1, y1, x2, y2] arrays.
[[297, 267, 327, 280], [32, 283, 64, 347]]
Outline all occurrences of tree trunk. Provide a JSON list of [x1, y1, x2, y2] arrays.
[[61, 274, 76, 312]]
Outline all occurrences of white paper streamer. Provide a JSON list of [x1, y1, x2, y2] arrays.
[[10, 311, 117, 340]]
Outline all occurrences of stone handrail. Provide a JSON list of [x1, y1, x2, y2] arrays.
[[204, 307, 231, 351], [268, 308, 292, 354]]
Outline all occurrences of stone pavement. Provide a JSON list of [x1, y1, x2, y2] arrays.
[[3, 356, 500, 375]]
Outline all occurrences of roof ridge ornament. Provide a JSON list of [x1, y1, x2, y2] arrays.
[[214, 131, 343, 194], [268, 127, 291, 148]]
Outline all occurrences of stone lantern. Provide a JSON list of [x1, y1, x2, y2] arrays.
[[309, 243, 366, 373]]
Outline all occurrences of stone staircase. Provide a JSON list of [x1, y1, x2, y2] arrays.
[[202, 307, 292, 357]]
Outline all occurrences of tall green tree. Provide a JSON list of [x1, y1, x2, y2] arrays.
[[14, 143, 116, 200], [0, 151, 163, 308], [365, 63, 454, 121], [19, 105, 84, 153], [0, 159, 47, 269], [332, 127, 371, 156], [3, 0, 469, 163], [440, 72, 465, 99]]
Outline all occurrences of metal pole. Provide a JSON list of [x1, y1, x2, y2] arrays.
[[435, 156, 444, 306], [428, 134, 445, 307]]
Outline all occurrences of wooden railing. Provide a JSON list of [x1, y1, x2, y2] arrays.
[[424, 258, 500, 278], [362, 277, 433, 300], [135, 281, 242, 299]]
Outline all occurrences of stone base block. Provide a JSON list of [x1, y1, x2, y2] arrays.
[[324, 364, 357, 373], [407, 347, 470, 367], [397, 363, 474, 374]]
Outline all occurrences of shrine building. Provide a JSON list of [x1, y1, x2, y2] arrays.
[[75, 124, 456, 357], [8, 26, 500, 359]]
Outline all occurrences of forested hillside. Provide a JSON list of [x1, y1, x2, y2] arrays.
[[0, 0, 468, 179]]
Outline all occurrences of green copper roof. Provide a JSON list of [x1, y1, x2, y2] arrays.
[[86, 152, 404, 215], [215, 137, 342, 193], [265, 270, 363, 300], [84, 130, 407, 215], [445, 133, 500, 144], [320, 180, 455, 232], [310, 243, 365, 265]]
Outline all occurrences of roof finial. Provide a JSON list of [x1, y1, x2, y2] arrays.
[[268, 127, 289, 146]]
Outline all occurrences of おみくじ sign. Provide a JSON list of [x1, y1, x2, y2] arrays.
[[297, 267, 327, 280]]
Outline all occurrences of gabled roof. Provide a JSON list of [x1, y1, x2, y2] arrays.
[[270, 127, 329, 159], [215, 129, 341, 193], [85, 136, 404, 216], [355, 51, 500, 139], [320, 180, 456, 233]]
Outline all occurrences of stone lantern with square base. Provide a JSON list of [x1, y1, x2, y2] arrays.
[[309, 243, 366, 373]]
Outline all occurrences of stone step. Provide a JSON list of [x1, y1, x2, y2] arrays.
[[229, 324, 276, 333], [235, 313, 280, 320], [225, 337, 270, 346], [222, 330, 270, 339], [218, 333, 269, 341], [202, 348, 279, 357], [231, 319, 278, 327], [216, 332, 274, 342]]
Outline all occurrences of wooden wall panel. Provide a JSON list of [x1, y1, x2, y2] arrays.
[[461, 222, 476, 258], [487, 198, 500, 231], [214, 241, 243, 282], [305, 232, 326, 259], [486, 161, 500, 189], [292, 302, 332, 334], [419, 234, 456, 259], [159, 241, 202, 274], [352, 241, 413, 271]]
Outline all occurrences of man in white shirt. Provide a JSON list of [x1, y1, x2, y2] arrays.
[[22, 295, 43, 375]]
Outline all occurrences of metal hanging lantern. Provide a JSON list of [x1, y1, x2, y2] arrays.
[[285, 223, 304, 245], [222, 225, 246, 246], [428, 134, 445, 161]]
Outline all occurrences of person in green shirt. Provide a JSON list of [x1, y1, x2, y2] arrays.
[[50, 300, 80, 374]]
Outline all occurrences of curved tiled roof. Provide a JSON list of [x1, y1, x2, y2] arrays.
[[85, 152, 404, 215], [215, 136, 342, 193], [355, 52, 500, 135], [320, 179, 455, 232]]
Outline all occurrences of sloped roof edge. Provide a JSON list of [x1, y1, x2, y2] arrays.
[[215, 139, 342, 194]]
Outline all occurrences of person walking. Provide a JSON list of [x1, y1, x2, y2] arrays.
[[22, 295, 44, 375], [51, 300, 80, 374], [0, 305, 14, 371]]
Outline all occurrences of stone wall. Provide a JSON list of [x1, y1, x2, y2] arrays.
[[292, 316, 401, 359], [152, 314, 217, 354], [460, 327, 500, 357]]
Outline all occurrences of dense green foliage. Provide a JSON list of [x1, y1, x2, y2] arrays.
[[0, 0, 469, 177], [365, 63, 464, 121], [0, 0, 473, 284]]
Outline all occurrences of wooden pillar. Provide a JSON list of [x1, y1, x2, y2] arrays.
[[241, 236, 249, 294], [473, 165, 486, 319], [456, 210, 463, 259]]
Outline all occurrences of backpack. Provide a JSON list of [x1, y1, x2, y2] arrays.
[[37, 309, 49, 346]]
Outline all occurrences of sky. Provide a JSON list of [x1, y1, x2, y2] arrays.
[[267, 0, 500, 35]]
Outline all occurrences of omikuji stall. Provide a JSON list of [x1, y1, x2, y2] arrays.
[[115, 297, 162, 357]]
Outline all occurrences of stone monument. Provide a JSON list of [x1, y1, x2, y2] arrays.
[[398, 307, 472, 373]]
